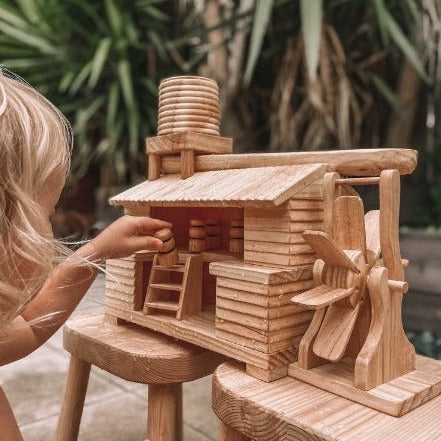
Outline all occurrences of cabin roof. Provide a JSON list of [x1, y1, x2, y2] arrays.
[[110, 164, 327, 208]]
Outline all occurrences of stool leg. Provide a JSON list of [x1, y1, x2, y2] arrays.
[[148, 384, 181, 441], [174, 384, 183, 441], [218, 423, 249, 441], [55, 355, 91, 441]]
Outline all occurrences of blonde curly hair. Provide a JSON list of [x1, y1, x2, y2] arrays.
[[0, 70, 72, 326]]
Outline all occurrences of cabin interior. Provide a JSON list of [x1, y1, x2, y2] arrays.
[[136, 205, 244, 315]]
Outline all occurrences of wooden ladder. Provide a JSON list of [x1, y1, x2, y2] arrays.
[[143, 253, 202, 320]]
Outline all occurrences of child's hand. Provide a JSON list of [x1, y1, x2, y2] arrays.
[[79, 215, 172, 262]]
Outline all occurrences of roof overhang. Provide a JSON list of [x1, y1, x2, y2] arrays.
[[110, 164, 327, 208]]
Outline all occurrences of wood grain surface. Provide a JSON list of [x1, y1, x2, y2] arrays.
[[63, 310, 225, 384], [160, 148, 417, 177], [111, 164, 326, 208], [213, 360, 441, 441]]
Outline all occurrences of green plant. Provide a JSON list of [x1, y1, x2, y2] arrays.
[[0, 0, 182, 183], [183, 0, 426, 151], [241, 0, 427, 150]]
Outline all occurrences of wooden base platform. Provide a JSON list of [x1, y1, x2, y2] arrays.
[[213, 359, 441, 441], [288, 357, 441, 416], [105, 306, 298, 381]]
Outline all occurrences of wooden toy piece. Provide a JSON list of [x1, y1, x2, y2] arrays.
[[153, 227, 179, 267], [228, 219, 243, 254], [205, 219, 221, 250], [189, 219, 206, 252], [229, 227, 243, 238], [55, 311, 224, 441], [228, 238, 243, 254]]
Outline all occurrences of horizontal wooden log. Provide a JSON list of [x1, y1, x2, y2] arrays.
[[244, 217, 323, 232], [216, 307, 313, 331], [215, 318, 310, 343], [244, 229, 306, 244], [288, 199, 324, 210], [244, 250, 316, 267], [160, 148, 417, 177], [216, 277, 313, 296], [216, 295, 306, 319], [244, 241, 313, 255], [215, 328, 303, 353], [245, 207, 323, 222], [209, 261, 312, 284]]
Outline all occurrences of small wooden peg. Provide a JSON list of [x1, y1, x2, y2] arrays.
[[153, 228, 172, 242], [388, 279, 408, 293], [181, 150, 195, 179], [190, 219, 205, 226], [189, 238, 206, 253], [229, 238, 244, 254], [189, 219, 206, 252], [229, 227, 244, 238], [161, 236, 176, 253], [205, 220, 221, 249], [228, 220, 244, 254], [230, 219, 244, 228], [153, 228, 178, 267]]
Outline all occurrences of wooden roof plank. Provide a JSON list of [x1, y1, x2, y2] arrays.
[[110, 164, 327, 208]]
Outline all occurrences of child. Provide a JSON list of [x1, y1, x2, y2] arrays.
[[0, 72, 169, 440]]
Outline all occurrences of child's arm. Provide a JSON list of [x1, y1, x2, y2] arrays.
[[0, 386, 24, 441], [0, 215, 171, 366]]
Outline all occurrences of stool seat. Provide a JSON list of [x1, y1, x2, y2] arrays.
[[55, 310, 224, 441], [212, 360, 441, 441], [63, 310, 221, 384]]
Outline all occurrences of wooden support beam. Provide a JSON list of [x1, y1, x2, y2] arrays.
[[161, 148, 417, 177], [180, 150, 195, 179], [336, 177, 380, 186], [148, 153, 161, 181]]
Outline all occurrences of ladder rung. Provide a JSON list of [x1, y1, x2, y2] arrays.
[[150, 283, 183, 291], [152, 265, 185, 273], [145, 301, 179, 311]]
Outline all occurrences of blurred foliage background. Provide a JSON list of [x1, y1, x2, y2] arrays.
[[0, 0, 439, 227], [1, 0, 441, 354]]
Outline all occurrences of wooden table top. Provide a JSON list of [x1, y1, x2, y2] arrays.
[[212, 359, 441, 441]]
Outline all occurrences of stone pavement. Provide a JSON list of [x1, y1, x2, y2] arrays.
[[0, 275, 219, 441]]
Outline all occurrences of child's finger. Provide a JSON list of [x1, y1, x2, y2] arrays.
[[132, 235, 164, 251], [133, 216, 172, 233]]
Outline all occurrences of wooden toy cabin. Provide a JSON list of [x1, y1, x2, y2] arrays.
[[105, 139, 417, 376], [106, 151, 326, 382], [104, 76, 441, 418]]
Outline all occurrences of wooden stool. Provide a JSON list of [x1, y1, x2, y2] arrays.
[[213, 360, 441, 441], [55, 311, 224, 441]]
